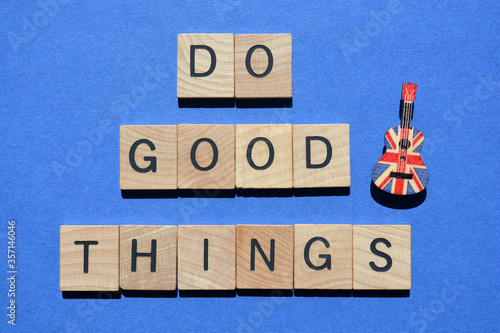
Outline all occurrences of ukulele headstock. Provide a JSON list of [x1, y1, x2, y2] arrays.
[[402, 82, 417, 102]]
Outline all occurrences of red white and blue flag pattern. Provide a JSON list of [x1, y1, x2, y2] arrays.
[[372, 126, 429, 195]]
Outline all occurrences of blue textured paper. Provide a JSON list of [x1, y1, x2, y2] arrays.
[[1, 0, 499, 332]]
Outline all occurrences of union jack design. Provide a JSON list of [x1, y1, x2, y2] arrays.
[[371, 82, 429, 195], [372, 126, 429, 195]]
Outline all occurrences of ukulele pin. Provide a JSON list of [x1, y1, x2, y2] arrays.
[[371, 82, 429, 195]]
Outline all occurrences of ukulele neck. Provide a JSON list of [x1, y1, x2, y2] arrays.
[[401, 101, 414, 130], [400, 82, 417, 130]]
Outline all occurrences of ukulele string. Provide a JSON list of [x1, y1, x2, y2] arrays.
[[401, 102, 406, 173], [405, 102, 409, 173], [400, 101, 411, 174], [399, 102, 405, 174], [397, 103, 402, 174]]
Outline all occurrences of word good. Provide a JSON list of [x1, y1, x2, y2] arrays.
[[120, 124, 350, 190], [177, 34, 292, 98], [372, 82, 429, 195], [60, 224, 411, 292]]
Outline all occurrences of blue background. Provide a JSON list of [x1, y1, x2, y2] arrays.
[[1, 0, 499, 332]]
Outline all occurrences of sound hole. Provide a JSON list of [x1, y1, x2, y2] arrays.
[[399, 139, 411, 151]]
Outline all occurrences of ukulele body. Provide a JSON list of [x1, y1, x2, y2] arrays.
[[372, 125, 429, 195]]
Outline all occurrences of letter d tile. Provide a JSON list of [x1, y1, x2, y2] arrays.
[[177, 34, 235, 98], [293, 124, 350, 188]]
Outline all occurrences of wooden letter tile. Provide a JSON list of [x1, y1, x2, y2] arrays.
[[120, 125, 177, 190], [236, 225, 293, 290], [120, 225, 177, 290], [178, 225, 236, 290], [235, 34, 292, 98], [60, 226, 119, 291], [293, 124, 350, 188], [177, 34, 234, 98], [353, 225, 411, 290], [294, 224, 352, 290], [178, 125, 235, 189], [235, 124, 293, 188]]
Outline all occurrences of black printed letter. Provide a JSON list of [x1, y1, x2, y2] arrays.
[[306, 136, 332, 169], [74, 241, 98, 274], [204, 238, 209, 271], [190, 138, 219, 171], [247, 137, 274, 170], [245, 45, 273, 78], [129, 139, 156, 173], [190, 45, 216, 77], [250, 239, 275, 271], [369, 238, 392, 272], [131, 239, 157, 273], [304, 237, 331, 270]]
